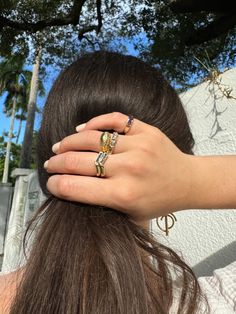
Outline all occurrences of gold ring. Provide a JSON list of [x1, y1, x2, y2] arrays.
[[123, 115, 134, 134], [100, 131, 112, 153], [95, 131, 119, 177]]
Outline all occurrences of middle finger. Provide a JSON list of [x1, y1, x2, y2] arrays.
[[53, 130, 131, 154]]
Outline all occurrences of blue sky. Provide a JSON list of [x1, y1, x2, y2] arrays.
[[0, 66, 59, 143], [0, 37, 143, 144]]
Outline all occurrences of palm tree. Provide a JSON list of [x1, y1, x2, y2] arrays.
[[15, 108, 27, 144], [0, 54, 31, 183], [16, 69, 45, 144]]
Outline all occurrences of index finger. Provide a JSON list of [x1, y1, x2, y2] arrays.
[[76, 112, 150, 134]]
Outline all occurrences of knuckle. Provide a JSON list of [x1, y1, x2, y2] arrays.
[[111, 111, 123, 120], [83, 130, 95, 143], [138, 142, 152, 154], [59, 138, 68, 152], [118, 184, 137, 205], [152, 127, 165, 144], [125, 155, 145, 176], [87, 116, 98, 126], [81, 130, 99, 150], [56, 176, 72, 199], [63, 153, 80, 172]]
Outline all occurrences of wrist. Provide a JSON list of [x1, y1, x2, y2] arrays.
[[184, 154, 236, 210], [184, 155, 210, 209]]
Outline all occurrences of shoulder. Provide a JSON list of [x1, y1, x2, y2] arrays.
[[198, 261, 236, 313], [0, 273, 12, 313]]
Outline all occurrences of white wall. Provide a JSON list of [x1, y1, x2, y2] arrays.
[[151, 68, 236, 277]]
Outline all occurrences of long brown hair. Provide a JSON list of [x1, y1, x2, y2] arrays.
[[10, 51, 208, 313]]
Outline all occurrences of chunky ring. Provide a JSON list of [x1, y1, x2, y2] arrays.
[[95, 131, 119, 177], [100, 131, 112, 153], [123, 115, 134, 134], [95, 152, 109, 177]]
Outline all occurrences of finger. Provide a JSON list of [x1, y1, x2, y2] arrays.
[[45, 151, 120, 177], [53, 130, 130, 155], [47, 174, 113, 207], [76, 112, 150, 135]]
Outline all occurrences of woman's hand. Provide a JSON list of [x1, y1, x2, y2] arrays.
[[45, 112, 197, 222]]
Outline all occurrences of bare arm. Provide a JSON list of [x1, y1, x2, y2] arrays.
[[189, 155, 236, 210]]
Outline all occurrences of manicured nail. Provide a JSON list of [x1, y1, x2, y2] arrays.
[[52, 142, 61, 153], [44, 160, 48, 169], [76, 123, 86, 132]]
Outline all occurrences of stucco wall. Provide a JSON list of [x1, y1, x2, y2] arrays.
[[151, 68, 236, 277]]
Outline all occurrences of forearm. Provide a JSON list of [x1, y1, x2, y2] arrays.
[[188, 155, 236, 210]]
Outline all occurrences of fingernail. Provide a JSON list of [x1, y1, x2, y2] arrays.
[[52, 142, 61, 153], [44, 160, 48, 169], [76, 123, 86, 132]]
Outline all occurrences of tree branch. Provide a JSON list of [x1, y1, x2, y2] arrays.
[[69, 0, 86, 25], [78, 0, 103, 40], [78, 25, 98, 40], [96, 0, 103, 34], [0, 0, 87, 32], [185, 12, 236, 45]]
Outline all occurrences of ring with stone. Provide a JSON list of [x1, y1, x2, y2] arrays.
[[95, 131, 119, 177], [123, 115, 134, 134], [100, 131, 112, 154], [109, 131, 119, 153], [95, 151, 109, 177]]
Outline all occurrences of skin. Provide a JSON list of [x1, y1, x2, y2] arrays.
[[45, 112, 236, 222], [45, 112, 194, 225], [0, 267, 24, 313], [1, 112, 236, 309]]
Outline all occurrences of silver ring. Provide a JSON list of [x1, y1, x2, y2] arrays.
[[95, 151, 109, 177]]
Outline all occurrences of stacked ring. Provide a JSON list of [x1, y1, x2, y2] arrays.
[[95, 113, 134, 177], [95, 131, 119, 177], [95, 151, 109, 177], [100, 131, 112, 154], [109, 131, 118, 153]]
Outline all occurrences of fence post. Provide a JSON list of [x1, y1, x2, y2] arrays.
[[1, 168, 33, 273], [0, 183, 13, 271], [18, 171, 46, 267]]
